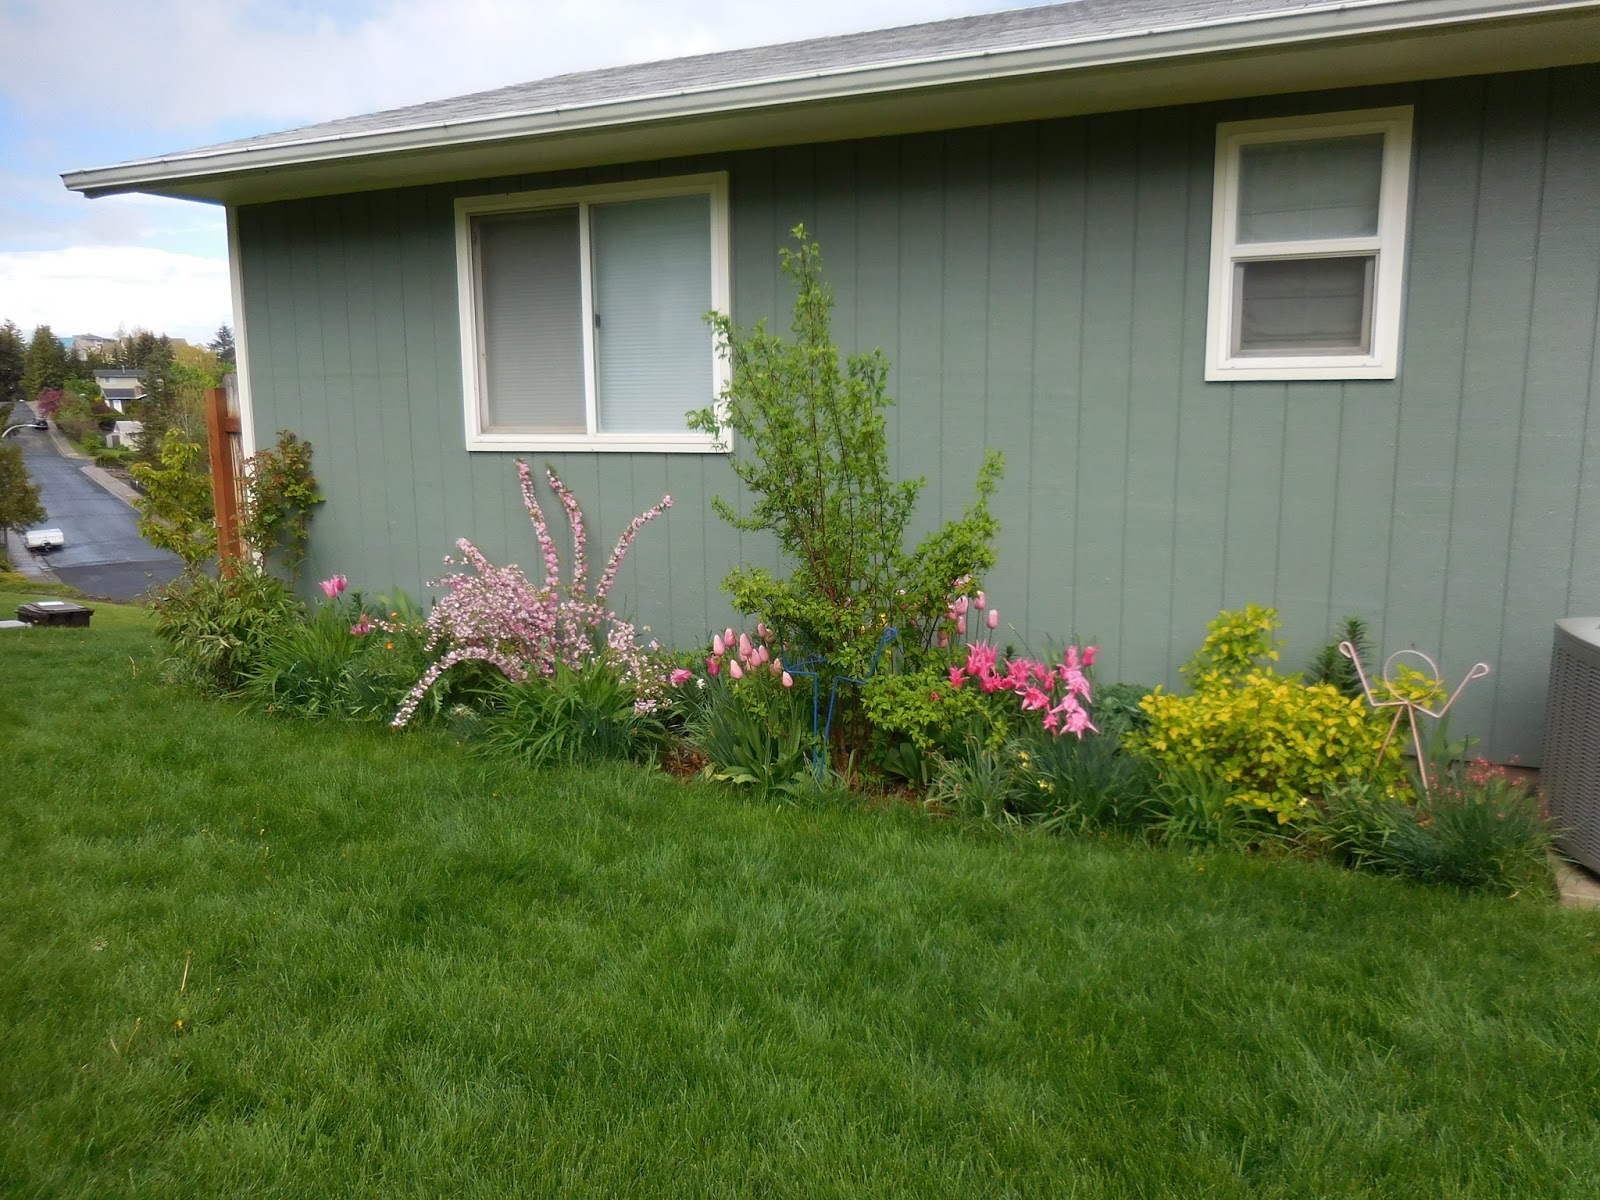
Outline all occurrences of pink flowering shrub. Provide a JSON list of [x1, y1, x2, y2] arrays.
[[392, 463, 671, 728]]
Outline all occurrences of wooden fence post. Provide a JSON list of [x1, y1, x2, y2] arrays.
[[204, 382, 244, 572]]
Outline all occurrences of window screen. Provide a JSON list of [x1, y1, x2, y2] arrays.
[[1237, 134, 1384, 243], [590, 194, 713, 434], [1235, 256, 1374, 355]]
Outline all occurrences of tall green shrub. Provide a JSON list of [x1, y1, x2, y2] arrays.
[[689, 226, 1004, 676]]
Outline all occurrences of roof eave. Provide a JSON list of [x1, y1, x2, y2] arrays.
[[62, 0, 1600, 205]]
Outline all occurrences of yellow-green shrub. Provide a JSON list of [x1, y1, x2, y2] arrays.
[[1128, 607, 1406, 823]]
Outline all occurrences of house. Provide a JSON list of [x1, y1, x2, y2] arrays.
[[92, 368, 145, 414], [62, 0, 1600, 762], [68, 333, 117, 359]]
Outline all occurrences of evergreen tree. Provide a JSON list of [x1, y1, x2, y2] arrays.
[[0, 320, 25, 403], [0, 442, 46, 568], [208, 324, 236, 366], [22, 325, 68, 400]]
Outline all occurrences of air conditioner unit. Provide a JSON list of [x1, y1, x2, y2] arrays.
[[1544, 618, 1600, 873]]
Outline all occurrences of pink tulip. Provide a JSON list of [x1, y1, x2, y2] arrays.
[[350, 616, 372, 636], [669, 668, 692, 686], [937, 632, 949, 648], [948, 666, 965, 689], [956, 615, 966, 635], [954, 595, 969, 616], [757, 644, 770, 664], [974, 591, 986, 610], [320, 575, 347, 599], [1083, 646, 1098, 668], [769, 661, 781, 676], [986, 609, 999, 630], [725, 627, 735, 646], [738, 632, 752, 659], [712, 634, 726, 656], [707, 657, 720, 676], [781, 671, 793, 688], [729, 659, 744, 680]]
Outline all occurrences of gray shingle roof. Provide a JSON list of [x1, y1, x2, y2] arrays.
[[116, 1, 1361, 161]]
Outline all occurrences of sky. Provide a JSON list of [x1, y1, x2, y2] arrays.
[[0, 0, 1040, 346]]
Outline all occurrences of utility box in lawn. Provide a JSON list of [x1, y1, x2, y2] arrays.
[[16, 601, 94, 628]]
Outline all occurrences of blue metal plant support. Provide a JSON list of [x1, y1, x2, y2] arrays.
[[784, 626, 898, 776]]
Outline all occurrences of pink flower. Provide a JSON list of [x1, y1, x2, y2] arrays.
[[757, 644, 770, 664], [738, 632, 753, 659], [725, 627, 735, 646], [350, 616, 373, 636], [1063, 708, 1097, 736], [729, 660, 744, 680], [669, 668, 693, 686], [930, 691, 941, 702], [954, 595, 969, 616], [974, 591, 986, 611], [320, 575, 347, 598], [937, 632, 949, 648], [1042, 712, 1060, 733], [948, 666, 965, 689], [781, 671, 794, 688], [1021, 686, 1050, 711], [1083, 645, 1098, 668], [712, 634, 726, 656], [986, 609, 999, 630], [956, 615, 966, 635], [707, 657, 721, 677]]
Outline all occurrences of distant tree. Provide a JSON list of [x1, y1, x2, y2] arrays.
[[120, 329, 174, 376], [0, 442, 47, 567], [22, 325, 68, 400], [208, 324, 236, 367], [0, 320, 25, 404]]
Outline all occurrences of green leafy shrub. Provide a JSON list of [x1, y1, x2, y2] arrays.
[[689, 226, 1003, 686], [1322, 761, 1555, 896], [479, 661, 664, 768], [1128, 606, 1406, 823], [130, 430, 215, 567], [861, 666, 1012, 783], [150, 566, 301, 691], [240, 430, 322, 581]]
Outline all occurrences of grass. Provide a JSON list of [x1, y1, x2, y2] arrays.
[[5, 587, 1600, 1197]]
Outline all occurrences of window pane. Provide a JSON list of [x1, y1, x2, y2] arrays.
[[1235, 256, 1373, 355], [476, 208, 585, 433], [591, 194, 713, 435], [1238, 134, 1384, 243]]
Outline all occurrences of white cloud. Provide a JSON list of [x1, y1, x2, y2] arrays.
[[0, 246, 231, 343], [3, 0, 1017, 136]]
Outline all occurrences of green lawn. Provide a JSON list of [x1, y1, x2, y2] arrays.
[[5, 589, 1600, 1198]]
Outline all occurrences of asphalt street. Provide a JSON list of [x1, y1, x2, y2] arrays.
[[6, 407, 184, 599]]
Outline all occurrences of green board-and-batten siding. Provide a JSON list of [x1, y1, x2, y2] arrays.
[[236, 63, 1600, 763]]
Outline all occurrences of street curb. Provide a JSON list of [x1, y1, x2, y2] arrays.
[[2, 527, 63, 587]]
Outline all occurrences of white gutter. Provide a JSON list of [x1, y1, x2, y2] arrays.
[[62, 0, 1599, 198]]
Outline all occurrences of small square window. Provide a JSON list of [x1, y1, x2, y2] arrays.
[[455, 174, 730, 452], [1206, 108, 1413, 381]]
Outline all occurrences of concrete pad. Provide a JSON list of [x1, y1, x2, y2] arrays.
[[1556, 858, 1600, 909]]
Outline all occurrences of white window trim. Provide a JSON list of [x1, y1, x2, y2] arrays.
[[454, 172, 731, 452], [1205, 106, 1413, 382]]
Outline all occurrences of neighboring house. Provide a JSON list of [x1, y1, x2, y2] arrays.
[[63, 0, 1600, 762], [69, 334, 117, 359], [92, 368, 145, 414], [105, 420, 144, 450]]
